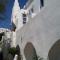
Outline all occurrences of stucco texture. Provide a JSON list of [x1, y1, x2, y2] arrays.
[[16, 0, 60, 60]]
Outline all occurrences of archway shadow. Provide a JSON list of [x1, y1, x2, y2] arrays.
[[48, 39, 60, 60]]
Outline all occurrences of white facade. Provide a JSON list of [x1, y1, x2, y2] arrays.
[[11, 0, 23, 30], [23, 0, 44, 18], [11, 0, 23, 47], [16, 0, 60, 60]]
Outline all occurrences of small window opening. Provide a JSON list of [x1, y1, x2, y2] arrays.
[[31, 8, 34, 13], [23, 13, 26, 24], [40, 0, 44, 8]]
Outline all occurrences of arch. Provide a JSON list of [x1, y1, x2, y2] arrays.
[[24, 42, 38, 60], [48, 39, 60, 60]]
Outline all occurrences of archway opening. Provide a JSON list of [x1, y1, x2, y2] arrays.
[[48, 39, 60, 60], [24, 42, 38, 60]]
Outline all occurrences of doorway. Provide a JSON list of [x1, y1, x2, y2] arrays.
[[24, 42, 38, 60]]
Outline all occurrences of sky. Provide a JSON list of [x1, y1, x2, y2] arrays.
[[0, 0, 27, 30], [18, 0, 28, 8]]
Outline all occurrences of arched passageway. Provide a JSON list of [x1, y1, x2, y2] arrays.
[[24, 42, 38, 60], [48, 39, 60, 60]]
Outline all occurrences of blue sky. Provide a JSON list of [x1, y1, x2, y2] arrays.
[[18, 0, 28, 8], [0, 0, 27, 29]]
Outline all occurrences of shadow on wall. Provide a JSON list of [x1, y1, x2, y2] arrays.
[[0, 51, 3, 60], [48, 39, 60, 60], [0, 32, 4, 41], [24, 42, 38, 60]]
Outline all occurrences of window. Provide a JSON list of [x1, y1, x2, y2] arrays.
[[40, 0, 44, 8], [23, 18, 26, 24], [23, 14, 26, 17], [31, 8, 34, 13], [23, 14, 26, 24]]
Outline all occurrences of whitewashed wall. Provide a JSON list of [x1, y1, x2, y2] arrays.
[[16, 0, 60, 60]]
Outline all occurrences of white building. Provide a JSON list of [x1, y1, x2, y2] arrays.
[[23, 0, 44, 18], [15, 0, 60, 60], [11, 0, 23, 30], [11, 0, 23, 47]]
